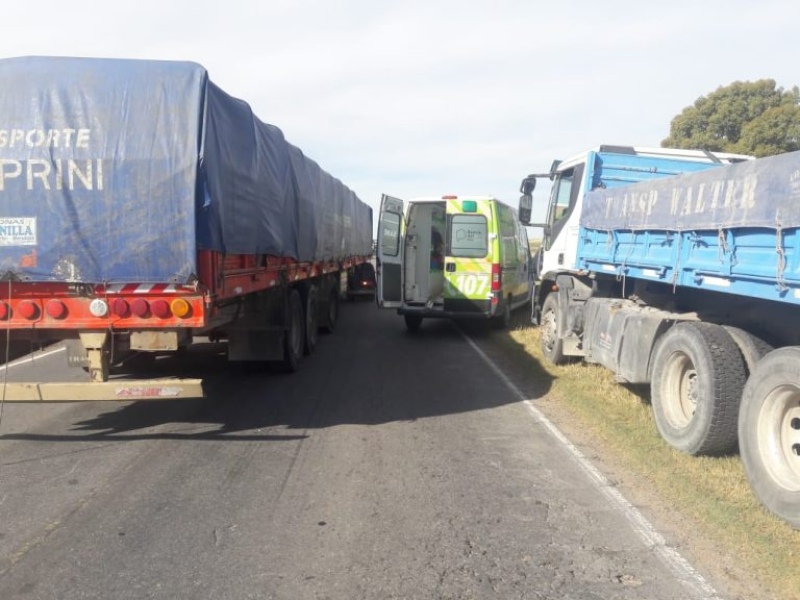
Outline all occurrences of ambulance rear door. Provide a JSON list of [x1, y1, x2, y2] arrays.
[[377, 194, 405, 309]]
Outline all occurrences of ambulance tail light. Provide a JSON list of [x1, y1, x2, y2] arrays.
[[491, 263, 502, 292]]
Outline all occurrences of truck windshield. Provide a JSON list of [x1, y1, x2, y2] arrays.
[[449, 215, 488, 258]]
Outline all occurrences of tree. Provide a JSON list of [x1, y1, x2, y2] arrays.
[[737, 103, 800, 157], [662, 80, 800, 157]]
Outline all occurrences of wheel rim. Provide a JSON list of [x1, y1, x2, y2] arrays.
[[756, 383, 800, 492], [541, 308, 557, 353], [661, 352, 697, 429]]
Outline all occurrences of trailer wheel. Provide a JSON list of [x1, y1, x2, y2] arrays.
[[320, 286, 339, 334], [404, 314, 423, 332], [278, 289, 304, 373], [302, 284, 319, 355], [650, 322, 746, 456], [540, 293, 567, 365], [723, 326, 773, 375], [739, 347, 800, 528]]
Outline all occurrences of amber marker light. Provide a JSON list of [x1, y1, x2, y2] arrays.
[[170, 298, 191, 318]]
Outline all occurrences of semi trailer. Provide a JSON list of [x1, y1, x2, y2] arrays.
[[0, 56, 372, 400]]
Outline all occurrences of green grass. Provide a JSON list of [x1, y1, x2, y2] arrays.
[[491, 321, 800, 600]]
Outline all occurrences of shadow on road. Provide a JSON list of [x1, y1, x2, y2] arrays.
[[0, 302, 554, 441]]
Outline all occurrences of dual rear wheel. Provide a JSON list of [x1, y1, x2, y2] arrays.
[[540, 288, 800, 527], [277, 283, 324, 373], [650, 322, 748, 456], [739, 347, 800, 529]]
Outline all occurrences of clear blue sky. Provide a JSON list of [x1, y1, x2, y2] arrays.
[[4, 0, 797, 227]]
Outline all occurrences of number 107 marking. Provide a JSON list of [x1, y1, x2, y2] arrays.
[[454, 274, 489, 296]]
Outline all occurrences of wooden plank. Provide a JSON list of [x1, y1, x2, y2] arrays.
[[0, 379, 204, 402]]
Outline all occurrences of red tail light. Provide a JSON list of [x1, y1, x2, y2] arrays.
[[45, 299, 67, 319], [131, 298, 150, 318], [0, 302, 8, 320], [18, 300, 40, 320], [151, 299, 171, 319], [491, 263, 502, 292], [112, 298, 131, 318]]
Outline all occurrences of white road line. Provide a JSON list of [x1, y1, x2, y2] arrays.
[[461, 331, 722, 600], [0, 345, 66, 373]]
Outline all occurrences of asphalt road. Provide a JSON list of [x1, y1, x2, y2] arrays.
[[0, 300, 725, 599]]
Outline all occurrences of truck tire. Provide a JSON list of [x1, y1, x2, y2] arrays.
[[404, 314, 423, 332], [650, 322, 746, 456], [278, 289, 304, 373], [302, 284, 319, 355], [723, 326, 773, 375], [540, 293, 567, 365], [738, 347, 800, 529], [320, 286, 339, 334]]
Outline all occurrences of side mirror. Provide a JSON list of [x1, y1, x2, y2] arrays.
[[519, 176, 536, 195], [518, 193, 532, 225]]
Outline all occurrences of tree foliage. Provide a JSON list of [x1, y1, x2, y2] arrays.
[[662, 79, 800, 157]]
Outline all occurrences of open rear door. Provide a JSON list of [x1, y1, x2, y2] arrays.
[[377, 194, 404, 308]]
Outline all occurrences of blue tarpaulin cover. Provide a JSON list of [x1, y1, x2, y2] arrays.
[[581, 150, 800, 231], [0, 56, 372, 284]]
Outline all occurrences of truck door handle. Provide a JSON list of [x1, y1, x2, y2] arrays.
[[446, 262, 456, 272]]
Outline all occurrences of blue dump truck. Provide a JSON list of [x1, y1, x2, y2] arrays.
[[0, 56, 372, 399], [519, 146, 800, 528]]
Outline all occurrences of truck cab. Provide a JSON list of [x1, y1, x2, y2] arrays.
[[519, 145, 751, 322]]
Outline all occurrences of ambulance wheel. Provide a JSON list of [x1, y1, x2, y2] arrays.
[[650, 322, 746, 456], [491, 299, 511, 330], [278, 289, 304, 373], [302, 284, 319, 355], [738, 347, 800, 529], [404, 314, 423, 332], [540, 293, 567, 365]]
